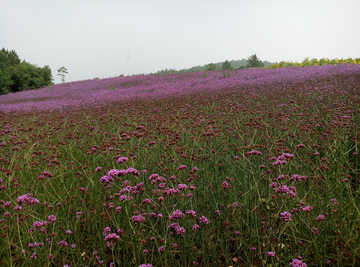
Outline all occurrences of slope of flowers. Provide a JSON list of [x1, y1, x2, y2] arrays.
[[0, 64, 359, 266], [0, 64, 359, 113]]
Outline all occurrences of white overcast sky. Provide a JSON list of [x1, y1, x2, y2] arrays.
[[1, 0, 359, 84]]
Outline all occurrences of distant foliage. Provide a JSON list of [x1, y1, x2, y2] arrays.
[[246, 54, 265, 68], [0, 48, 53, 94], [268, 57, 360, 69], [206, 63, 217, 71], [153, 58, 276, 75]]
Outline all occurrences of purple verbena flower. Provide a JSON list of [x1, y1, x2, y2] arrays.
[[199, 216, 209, 224], [178, 165, 187, 170], [105, 233, 120, 242], [132, 215, 146, 224], [301, 206, 313, 213], [95, 167, 103, 172], [58, 240, 68, 247], [116, 157, 128, 163], [176, 226, 186, 235], [290, 258, 307, 267], [185, 210, 197, 217], [48, 215, 56, 223], [169, 210, 185, 221], [280, 211, 291, 223], [178, 184, 188, 191], [192, 224, 200, 230]]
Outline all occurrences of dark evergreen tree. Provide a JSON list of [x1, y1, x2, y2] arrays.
[[222, 60, 232, 70], [246, 54, 264, 68]]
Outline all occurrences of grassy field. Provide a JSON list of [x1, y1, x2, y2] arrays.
[[0, 64, 359, 266]]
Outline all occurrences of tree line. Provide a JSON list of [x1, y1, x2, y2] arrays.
[[155, 54, 273, 75], [0, 48, 53, 95]]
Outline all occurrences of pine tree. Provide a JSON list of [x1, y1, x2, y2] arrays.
[[246, 54, 264, 68]]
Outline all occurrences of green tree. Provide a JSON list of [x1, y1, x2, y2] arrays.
[[0, 48, 19, 93], [6, 61, 53, 92], [246, 54, 264, 68], [0, 48, 21, 71], [57, 66, 68, 83], [0, 48, 53, 93], [222, 60, 232, 70], [41, 65, 53, 85], [206, 63, 217, 71], [0, 69, 13, 94]]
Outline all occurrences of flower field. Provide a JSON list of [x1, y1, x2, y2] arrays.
[[0, 64, 360, 266]]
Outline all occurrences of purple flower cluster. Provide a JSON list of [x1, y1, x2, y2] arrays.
[[273, 153, 295, 166], [17, 193, 39, 206], [37, 171, 54, 180], [295, 144, 305, 149], [178, 184, 187, 191], [176, 226, 186, 235], [289, 258, 307, 267], [163, 188, 180, 196], [33, 220, 49, 228], [192, 224, 200, 230], [142, 198, 152, 205], [245, 150, 263, 156], [270, 183, 296, 198], [199, 216, 210, 224], [289, 174, 307, 182], [221, 181, 232, 189], [280, 211, 291, 223], [116, 156, 128, 163], [132, 215, 146, 224], [28, 242, 44, 248], [99, 167, 140, 187], [105, 233, 120, 242], [47, 215, 56, 223], [300, 206, 313, 213], [169, 210, 185, 221], [185, 210, 197, 217], [58, 240, 68, 247], [178, 165, 187, 170]]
